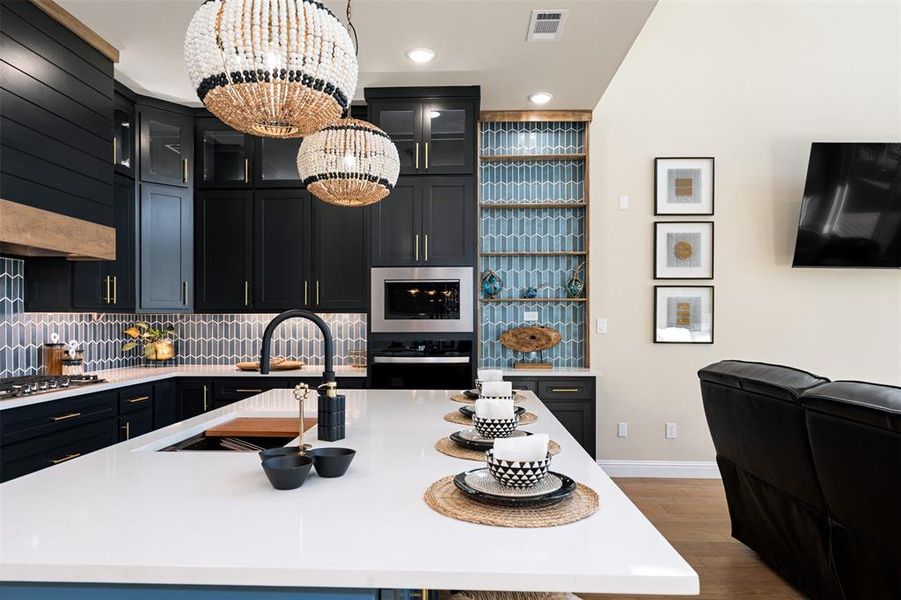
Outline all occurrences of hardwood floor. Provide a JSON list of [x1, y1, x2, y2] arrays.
[[583, 478, 806, 600]]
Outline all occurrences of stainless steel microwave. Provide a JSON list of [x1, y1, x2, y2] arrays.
[[370, 267, 474, 333]]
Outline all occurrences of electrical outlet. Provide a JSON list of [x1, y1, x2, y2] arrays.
[[523, 311, 539, 322], [665, 422, 678, 439], [618, 195, 630, 210], [617, 422, 628, 438], [596, 318, 607, 334]]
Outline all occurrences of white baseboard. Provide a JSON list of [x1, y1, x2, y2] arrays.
[[598, 459, 721, 479]]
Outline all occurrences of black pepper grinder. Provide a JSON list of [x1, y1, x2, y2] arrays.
[[317, 380, 345, 441]]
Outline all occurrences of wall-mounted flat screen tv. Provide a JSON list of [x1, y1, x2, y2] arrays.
[[792, 142, 901, 268]]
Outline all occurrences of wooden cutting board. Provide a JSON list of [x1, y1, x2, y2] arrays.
[[204, 417, 318, 438], [235, 360, 305, 372]]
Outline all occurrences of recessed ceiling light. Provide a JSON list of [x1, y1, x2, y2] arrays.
[[529, 92, 554, 105], [406, 47, 436, 64]]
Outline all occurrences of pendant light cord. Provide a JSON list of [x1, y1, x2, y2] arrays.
[[346, 0, 359, 56]]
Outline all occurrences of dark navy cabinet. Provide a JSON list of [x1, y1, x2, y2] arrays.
[[506, 377, 597, 458], [139, 182, 193, 311], [312, 200, 368, 311], [176, 379, 212, 421], [139, 107, 194, 188], [195, 118, 253, 189], [195, 189, 253, 311]]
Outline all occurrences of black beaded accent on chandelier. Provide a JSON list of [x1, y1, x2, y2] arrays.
[[184, 0, 358, 138]]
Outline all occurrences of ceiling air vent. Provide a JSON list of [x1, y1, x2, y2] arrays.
[[526, 9, 568, 42]]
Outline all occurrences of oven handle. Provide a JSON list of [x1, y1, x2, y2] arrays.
[[372, 356, 470, 364]]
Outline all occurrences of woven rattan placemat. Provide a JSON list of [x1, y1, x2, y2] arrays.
[[424, 476, 599, 528], [451, 392, 528, 404], [443, 411, 538, 426], [435, 437, 560, 461]]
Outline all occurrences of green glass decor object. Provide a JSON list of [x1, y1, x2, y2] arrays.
[[481, 269, 503, 299], [565, 262, 585, 298]]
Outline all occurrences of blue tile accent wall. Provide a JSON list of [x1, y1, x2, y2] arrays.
[[481, 122, 585, 157], [0, 257, 367, 378], [479, 121, 587, 368]]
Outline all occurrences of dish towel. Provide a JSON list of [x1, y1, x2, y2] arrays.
[[480, 381, 513, 399], [475, 398, 515, 419], [493, 433, 550, 462]]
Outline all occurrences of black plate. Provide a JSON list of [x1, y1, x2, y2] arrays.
[[463, 389, 480, 399], [453, 469, 577, 507], [459, 405, 526, 419], [449, 429, 532, 450]]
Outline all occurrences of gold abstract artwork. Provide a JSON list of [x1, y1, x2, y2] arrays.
[[676, 302, 692, 327], [673, 240, 694, 260], [674, 177, 694, 197]]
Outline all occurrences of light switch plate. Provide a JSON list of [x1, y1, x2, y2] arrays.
[[666, 422, 678, 439], [618, 195, 630, 210], [524, 311, 539, 322], [596, 318, 608, 334], [617, 422, 628, 438]]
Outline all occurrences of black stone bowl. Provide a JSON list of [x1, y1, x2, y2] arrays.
[[308, 447, 356, 478], [258, 446, 302, 461], [261, 454, 313, 490]]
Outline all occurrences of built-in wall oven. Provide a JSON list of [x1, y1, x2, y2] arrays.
[[370, 267, 474, 334], [369, 339, 472, 390]]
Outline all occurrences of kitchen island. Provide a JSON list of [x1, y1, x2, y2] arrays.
[[0, 389, 698, 597]]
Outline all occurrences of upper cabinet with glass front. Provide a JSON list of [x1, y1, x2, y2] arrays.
[[196, 118, 254, 188], [113, 89, 135, 178], [366, 87, 479, 176], [254, 136, 304, 187], [139, 107, 194, 188]]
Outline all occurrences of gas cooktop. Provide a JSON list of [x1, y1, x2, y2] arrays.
[[0, 375, 106, 400]]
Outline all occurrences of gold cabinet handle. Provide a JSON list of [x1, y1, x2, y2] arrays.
[[316, 280, 320, 306], [50, 453, 80, 465], [415, 234, 420, 261], [304, 280, 309, 306], [182, 158, 189, 183], [203, 384, 208, 412], [551, 388, 580, 393], [112, 275, 117, 305], [104, 275, 111, 304], [51, 412, 81, 422], [415, 142, 420, 169], [424, 234, 429, 262], [244, 281, 250, 307], [122, 421, 131, 440], [425, 142, 429, 169], [127, 396, 150, 404], [113, 136, 117, 164], [236, 388, 263, 393], [244, 158, 250, 183], [182, 281, 188, 305]]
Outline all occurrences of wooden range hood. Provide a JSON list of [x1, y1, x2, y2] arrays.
[[0, 199, 116, 260]]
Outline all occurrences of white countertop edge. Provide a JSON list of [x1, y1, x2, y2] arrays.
[[0, 564, 699, 595], [499, 368, 602, 377]]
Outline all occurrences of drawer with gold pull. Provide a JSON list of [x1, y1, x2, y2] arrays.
[[537, 379, 592, 401], [119, 384, 154, 414], [1, 391, 117, 447], [213, 378, 288, 402]]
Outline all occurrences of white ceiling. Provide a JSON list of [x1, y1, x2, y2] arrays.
[[59, 0, 656, 110]]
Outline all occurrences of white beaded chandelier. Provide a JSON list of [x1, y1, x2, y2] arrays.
[[184, 0, 358, 138], [297, 118, 400, 207]]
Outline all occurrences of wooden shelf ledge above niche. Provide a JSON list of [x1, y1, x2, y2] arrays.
[[480, 251, 587, 257], [481, 297, 588, 303], [480, 202, 586, 209], [480, 154, 586, 162]]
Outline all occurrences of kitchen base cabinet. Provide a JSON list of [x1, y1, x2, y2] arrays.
[[506, 376, 597, 458], [177, 379, 213, 420], [153, 381, 178, 429], [119, 409, 153, 442]]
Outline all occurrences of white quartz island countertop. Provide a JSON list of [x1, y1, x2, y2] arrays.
[[0, 389, 698, 596]]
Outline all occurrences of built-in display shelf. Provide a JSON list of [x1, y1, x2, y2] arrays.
[[480, 153, 587, 162], [481, 297, 588, 303], [481, 251, 587, 257], [480, 202, 586, 209]]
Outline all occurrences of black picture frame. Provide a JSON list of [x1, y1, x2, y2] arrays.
[[653, 285, 715, 344], [653, 221, 715, 280], [654, 157, 715, 216]]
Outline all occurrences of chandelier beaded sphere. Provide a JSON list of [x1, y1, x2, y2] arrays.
[[297, 118, 400, 207], [184, 0, 358, 138]]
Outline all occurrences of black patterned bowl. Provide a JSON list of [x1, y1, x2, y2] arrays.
[[486, 450, 551, 489], [472, 415, 519, 439]]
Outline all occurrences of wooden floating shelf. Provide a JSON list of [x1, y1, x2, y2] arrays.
[[481, 298, 588, 303], [480, 251, 587, 257], [480, 153, 586, 162], [479, 203, 586, 209]]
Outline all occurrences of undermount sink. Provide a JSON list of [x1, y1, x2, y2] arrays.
[[159, 434, 296, 452]]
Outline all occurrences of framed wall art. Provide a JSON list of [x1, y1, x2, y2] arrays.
[[654, 157, 715, 215], [654, 285, 714, 344], [654, 221, 714, 279]]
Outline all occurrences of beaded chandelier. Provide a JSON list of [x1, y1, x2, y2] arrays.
[[297, 118, 400, 207], [184, 0, 358, 138]]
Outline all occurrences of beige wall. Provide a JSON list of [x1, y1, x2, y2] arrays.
[[589, 0, 901, 462]]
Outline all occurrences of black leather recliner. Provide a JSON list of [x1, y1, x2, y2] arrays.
[[802, 381, 901, 600], [698, 360, 842, 599]]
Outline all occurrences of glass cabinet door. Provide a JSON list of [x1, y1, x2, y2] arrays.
[[196, 119, 252, 188], [370, 102, 422, 175], [139, 108, 194, 188], [421, 101, 473, 175], [255, 137, 303, 187], [113, 107, 133, 176]]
